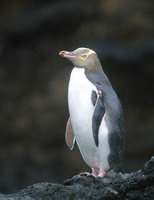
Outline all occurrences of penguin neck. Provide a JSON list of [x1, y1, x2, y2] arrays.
[[85, 55, 102, 74], [72, 63, 103, 77]]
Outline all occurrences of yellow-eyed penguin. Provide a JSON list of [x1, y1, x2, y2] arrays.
[[59, 47, 125, 177]]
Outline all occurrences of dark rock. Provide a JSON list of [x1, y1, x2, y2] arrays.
[[0, 157, 153, 200]]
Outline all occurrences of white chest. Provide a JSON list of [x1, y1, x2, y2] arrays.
[[68, 68, 97, 164], [68, 67, 110, 170], [68, 67, 96, 127]]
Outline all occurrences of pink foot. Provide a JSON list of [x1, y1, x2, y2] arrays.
[[98, 169, 106, 177], [79, 168, 98, 177], [92, 168, 98, 177], [77, 168, 106, 178]]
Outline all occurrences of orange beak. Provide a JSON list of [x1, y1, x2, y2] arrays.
[[59, 51, 76, 58]]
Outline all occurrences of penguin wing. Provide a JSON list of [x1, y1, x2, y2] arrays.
[[92, 89, 105, 147], [65, 117, 75, 150]]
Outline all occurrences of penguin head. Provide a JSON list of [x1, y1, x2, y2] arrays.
[[59, 47, 101, 69]]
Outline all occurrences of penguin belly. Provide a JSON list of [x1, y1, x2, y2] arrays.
[[68, 67, 110, 171]]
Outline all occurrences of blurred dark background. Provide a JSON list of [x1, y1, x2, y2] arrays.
[[0, 0, 153, 194]]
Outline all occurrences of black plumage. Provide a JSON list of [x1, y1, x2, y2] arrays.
[[92, 90, 105, 147]]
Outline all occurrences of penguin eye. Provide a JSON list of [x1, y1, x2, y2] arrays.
[[81, 55, 88, 60]]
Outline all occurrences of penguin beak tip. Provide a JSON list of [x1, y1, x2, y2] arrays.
[[59, 51, 65, 57], [59, 50, 76, 58]]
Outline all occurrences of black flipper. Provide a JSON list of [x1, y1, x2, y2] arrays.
[[92, 89, 105, 147]]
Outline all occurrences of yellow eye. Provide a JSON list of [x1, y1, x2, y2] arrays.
[[81, 54, 88, 60]]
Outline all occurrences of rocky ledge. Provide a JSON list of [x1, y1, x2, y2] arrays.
[[0, 157, 153, 200]]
